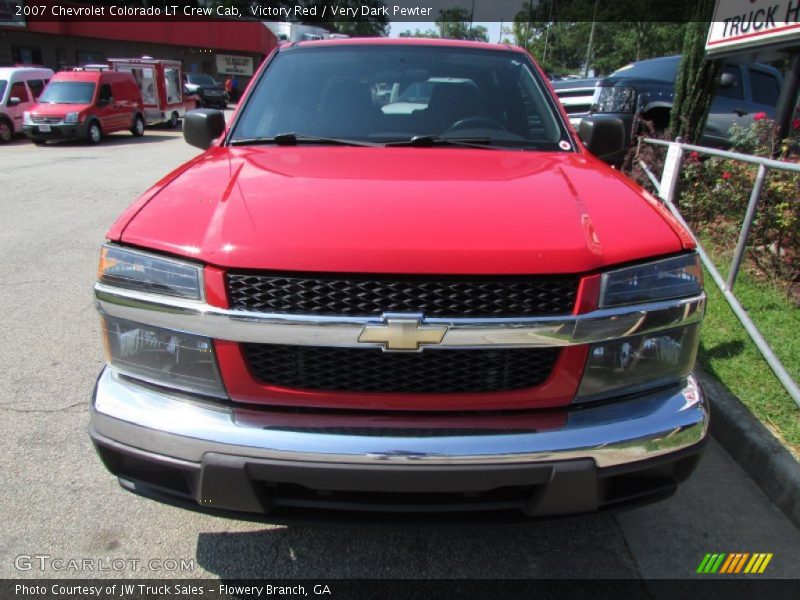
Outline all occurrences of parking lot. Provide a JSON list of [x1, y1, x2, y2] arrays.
[[1, 121, 799, 581]]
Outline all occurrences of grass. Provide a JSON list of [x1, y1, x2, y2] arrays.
[[697, 255, 800, 455]]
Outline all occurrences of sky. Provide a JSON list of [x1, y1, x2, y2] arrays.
[[389, 22, 508, 43]]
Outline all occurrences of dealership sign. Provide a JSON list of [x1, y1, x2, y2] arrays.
[[216, 54, 254, 76], [706, 0, 800, 56]]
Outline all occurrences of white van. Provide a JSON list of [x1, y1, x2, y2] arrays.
[[0, 66, 55, 143]]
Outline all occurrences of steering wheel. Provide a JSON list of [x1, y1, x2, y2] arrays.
[[445, 116, 508, 133]]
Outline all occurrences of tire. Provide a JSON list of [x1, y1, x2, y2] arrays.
[[131, 114, 145, 137], [0, 119, 12, 143], [86, 121, 102, 145], [167, 112, 179, 129]]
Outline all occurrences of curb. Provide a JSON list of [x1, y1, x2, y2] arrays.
[[697, 369, 800, 529]]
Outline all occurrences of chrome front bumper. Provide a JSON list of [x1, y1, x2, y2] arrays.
[[91, 368, 707, 469], [90, 369, 708, 518]]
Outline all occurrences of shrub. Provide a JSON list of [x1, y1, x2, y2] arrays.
[[625, 116, 800, 301]]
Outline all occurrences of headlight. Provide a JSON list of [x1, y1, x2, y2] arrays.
[[98, 244, 202, 300], [102, 315, 226, 398], [600, 254, 703, 308], [23, 111, 32, 124], [64, 112, 79, 124], [593, 86, 637, 114], [576, 324, 700, 402]]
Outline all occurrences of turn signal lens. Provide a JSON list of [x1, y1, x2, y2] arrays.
[[600, 253, 703, 308], [98, 244, 202, 300]]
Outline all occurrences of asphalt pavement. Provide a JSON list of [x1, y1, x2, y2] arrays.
[[1, 121, 799, 581]]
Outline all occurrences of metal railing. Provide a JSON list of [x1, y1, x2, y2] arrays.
[[637, 138, 800, 408]]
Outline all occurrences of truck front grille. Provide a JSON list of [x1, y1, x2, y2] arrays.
[[226, 273, 578, 317], [241, 344, 560, 394], [30, 116, 62, 124]]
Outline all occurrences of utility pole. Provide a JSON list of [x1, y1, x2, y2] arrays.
[[468, 0, 476, 39], [525, 0, 533, 50], [583, 0, 598, 78], [543, 0, 554, 63]]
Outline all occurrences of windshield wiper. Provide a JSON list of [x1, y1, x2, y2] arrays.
[[229, 132, 381, 148], [385, 135, 507, 150]]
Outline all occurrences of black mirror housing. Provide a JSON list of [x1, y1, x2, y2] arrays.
[[578, 115, 626, 164], [7, 96, 21, 107], [183, 109, 226, 150]]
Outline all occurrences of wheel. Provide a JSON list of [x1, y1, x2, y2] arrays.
[[445, 117, 507, 133], [131, 114, 145, 137], [0, 119, 12, 143], [86, 121, 102, 145], [167, 112, 179, 129]]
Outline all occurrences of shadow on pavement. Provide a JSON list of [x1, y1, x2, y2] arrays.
[[194, 515, 639, 579], [27, 132, 180, 148]]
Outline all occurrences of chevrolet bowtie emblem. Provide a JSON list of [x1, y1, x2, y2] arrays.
[[358, 315, 448, 351]]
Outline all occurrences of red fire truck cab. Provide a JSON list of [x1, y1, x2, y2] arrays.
[[107, 58, 192, 128]]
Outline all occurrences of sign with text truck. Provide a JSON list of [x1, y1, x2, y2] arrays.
[[707, 0, 800, 57]]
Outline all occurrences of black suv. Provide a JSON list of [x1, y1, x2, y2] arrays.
[[588, 55, 783, 164], [183, 73, 227, 109]]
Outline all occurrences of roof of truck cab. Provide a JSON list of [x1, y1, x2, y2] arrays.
[[288, 37, 524, 54], [50, 70, 135, 83], [108, 58, 182, 66], [0, 66, 54, 81]]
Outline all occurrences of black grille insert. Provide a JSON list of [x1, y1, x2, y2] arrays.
[[242, 344, 560, 394], [226, 273, 578, 317]]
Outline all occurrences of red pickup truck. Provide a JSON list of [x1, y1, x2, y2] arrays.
[[91, 39, 708, 523]]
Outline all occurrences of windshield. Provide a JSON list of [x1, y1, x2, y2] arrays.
[[39, 81, 95, 104], [187, 74, 216, 86], [231, 45, 570, 151]]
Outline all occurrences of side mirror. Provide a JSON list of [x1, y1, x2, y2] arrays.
[[719, 72, 737, 89], [7, 96, 21, 107], [184, 109, 225, 149], [578, 115, 626, 164], [97, 97, 111, 107]]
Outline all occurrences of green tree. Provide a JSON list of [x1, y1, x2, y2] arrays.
[[670, 0, 722, 142], [435, 7, 489, 42], [512, 1, 688, 76], [329, 0, 389, 37], [399, 29, 441, 38], [332, 19, 390, 38]]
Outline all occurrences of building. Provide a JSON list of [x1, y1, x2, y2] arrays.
[[263, 22, 336, 43], [0, 1, 277, 86]]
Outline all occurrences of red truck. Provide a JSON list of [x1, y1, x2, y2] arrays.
[[107, 58, 192, 128], [91, 39, 708, 522]]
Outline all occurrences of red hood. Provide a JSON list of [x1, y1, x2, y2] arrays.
[[114, 147, 688, 275], [30, 102, 92, 118]]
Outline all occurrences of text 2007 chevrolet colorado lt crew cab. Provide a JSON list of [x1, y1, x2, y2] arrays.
[[90, 39, 708, 523]]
